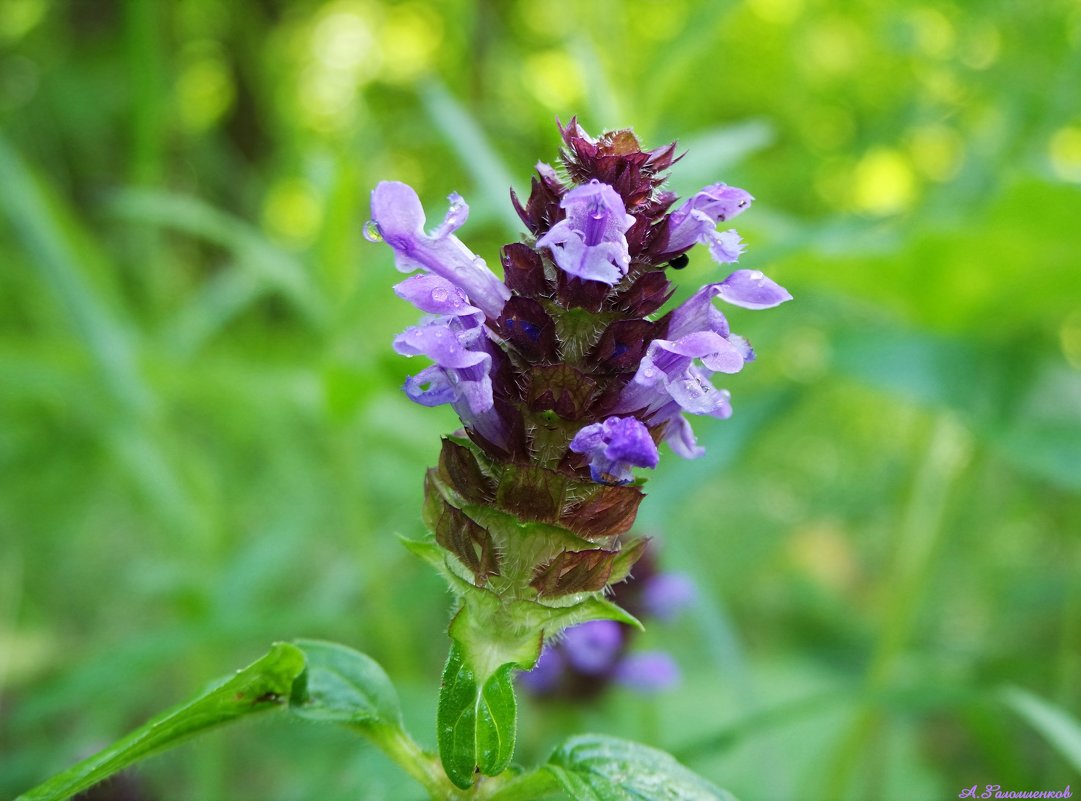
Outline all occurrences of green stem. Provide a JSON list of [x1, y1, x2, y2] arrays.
[[364, 724, 465, 801], [364, 723, 559, 801]]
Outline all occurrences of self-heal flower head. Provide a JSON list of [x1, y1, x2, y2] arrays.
[[535, 179, 635, 284], [370, 182, 510, 319], [369, 122, 791, 651], [569, 416, 660, 485]]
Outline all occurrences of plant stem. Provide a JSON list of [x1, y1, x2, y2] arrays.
[[364, 724, 466, 801]]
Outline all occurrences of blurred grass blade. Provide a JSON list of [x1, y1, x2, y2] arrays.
[[1000, 686, 1081, 774], [668, 121, 775, 196], [107, 188, 327, 327], [164, 265, 262, 357], [420, 81, 522, 233], [0, 134, 146, 412], [15, 643, 306, 801]]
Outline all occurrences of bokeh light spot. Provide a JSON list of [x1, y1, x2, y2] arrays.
[[177, 43, 235, 133], [748, 0, 803, 25], [852, 147, 917, 215], [0, 0, 46, 42], [380, 4, 442, 84], [961, 21, 1000, 69], [908, 124, 964, 182], [523, 50, 584, 110], [907, 8, 955, 59], [1049, 126, 1081, 183], [1061, 311, 1081, 370], [263, 179, 323, 246]]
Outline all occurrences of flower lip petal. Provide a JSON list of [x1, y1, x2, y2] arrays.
[[371, 181, 426, 240], [717, 269, 792, 309], [394, 274, 480, 316], [570, 415, 660, 484]]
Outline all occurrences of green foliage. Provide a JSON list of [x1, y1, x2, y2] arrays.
[[437, 642, 518, 789], [290, 639, 402, 729], [15, 644, 306, 801], [546, 735, 739, 801], [2, 0, 1080, 799]]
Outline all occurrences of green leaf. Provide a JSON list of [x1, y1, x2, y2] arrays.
[[1000, 686, 1081, 774], [15, 643, 306, 801], [289, 639, 401, 729], [437, 641, 518, 789], [545, 734, 739, 801]]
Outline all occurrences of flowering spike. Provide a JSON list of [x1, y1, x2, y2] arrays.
[[368, 120, 790, 729]]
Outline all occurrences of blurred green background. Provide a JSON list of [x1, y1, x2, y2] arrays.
[[2, 0, 1080, 799]]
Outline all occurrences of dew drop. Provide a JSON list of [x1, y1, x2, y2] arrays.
[[431, 287, 449, 303], [750, 270, 764, 281], [362, 220, 383, 243]]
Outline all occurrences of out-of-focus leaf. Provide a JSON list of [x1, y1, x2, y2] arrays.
[[1000, 686, 1081, 774], [15, 643, 306, 801]]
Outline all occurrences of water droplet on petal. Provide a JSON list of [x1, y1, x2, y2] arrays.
[[431, 287, 449, 303], [750, 270, 764, 281], [363, 220, 383, 243]]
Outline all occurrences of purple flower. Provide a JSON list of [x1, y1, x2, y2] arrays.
[[393, 273, 481, 316], [518, 646, 565, 693], [569, 416, 660, 485], [561, 620, 624, 675], [711, 269, 793, 310], [641, 573, 697, 621], [393, 308, 509, 449], [614, 651, 681, 691], [617, 333, 744, 416], [370, 181, 510, 319], [535, 179, 635, 284], [666, 183, 754, 263]]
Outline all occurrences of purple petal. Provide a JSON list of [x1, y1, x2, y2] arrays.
[[370, 180, 426, 240], [688, 183, 754, 222], [716, 269, 792, 310], [641, 573, 698, 620], [430, 192, 468, 239], [663, 413, 705, 459], [393, 320, 490, 370], [371, 181, 510, 319], [402, 365, 456, 407], [536, 179, 634, 285], [562, 620, 624, 675], [705, 228, 745, 264], [393, 274, 479, 316], [665, 184, 753, 253], [651, 332, 746, 375], [570, 416, 659, 484], [614, 651, 681, 691], [666, 284, 732, 341]]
